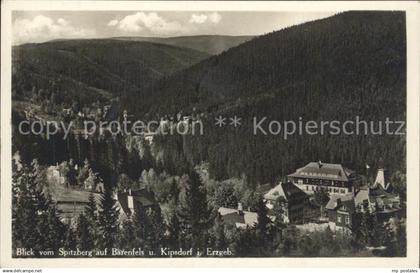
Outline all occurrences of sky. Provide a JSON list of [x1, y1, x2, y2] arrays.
[[13, 11, 336, 45]]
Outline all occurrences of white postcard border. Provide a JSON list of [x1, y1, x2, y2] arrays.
[[1, 1, 419, 268]]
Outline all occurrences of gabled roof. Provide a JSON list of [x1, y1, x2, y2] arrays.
[[325, 193, 354, 211], [218, 207, 276, 228], [354, 188, 369, 206], [362, 184, 401, 213], [218, 207, 258, 228], [264, 182, 307, 202], [288, 162, 354, 182], [117, 189, 158, 216], [369, 183, 395, 198], [326, 184, 401, 214]]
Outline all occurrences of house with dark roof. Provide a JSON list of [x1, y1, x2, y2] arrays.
[[264, 182, 308, 224], [325, 194, 358, 232], [355, 184, 402, 221], [288, 161, 360, 195], [117, 188, 159, 217], [326, 173, 402, 232]]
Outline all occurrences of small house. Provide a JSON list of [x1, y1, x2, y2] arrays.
[[218, 203, 276, 229], [264, 181, 308, 224]]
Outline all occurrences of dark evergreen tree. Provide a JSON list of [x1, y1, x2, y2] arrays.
[[255, 196, 273, 255], [276, 226, 299, 256], [230, 228, 258, 257], [212, 182, 239, 208], [351, 212, 369, 250], [146, 206, 165, 253], [365, 212, 384, 247], [76, 213, 94, 251], [177, 171, 213, 252], [209, 214, 228, 250], [12, 156, 23, 249], [97, 184, 120, 250], [395, 219, 407, 256], [84, 192, 98, 247], [14, 169, 39, 252], [13, 160, 65, 256], [119, 218, 136, 249], [167, 212, 180, 249], [63, 226, 77, 250], [77, 158, 90, 186], [67, 161, 77, 186], [382, 221, 398, 257], [38, 205, 66, 253], [297, 234, 318, 257], [131, 206, 147, 248], [313, 188, 330, 216]]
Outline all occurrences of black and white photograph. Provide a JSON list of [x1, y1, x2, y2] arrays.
[[1, 0, 419, 269]]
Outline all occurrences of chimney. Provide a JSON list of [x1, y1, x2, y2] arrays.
[[318, 160, 323, 168], [128, 195, 134, 211], [336, 198, 341, 208], [237, 203, 244, 215], [378, 157, 384, 169]]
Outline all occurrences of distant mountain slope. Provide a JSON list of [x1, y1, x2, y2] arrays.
[[127, 11, 405, 116], [123, 11, 406, 186], [113, 35, 254, 55], [12, 39, 210, 107]]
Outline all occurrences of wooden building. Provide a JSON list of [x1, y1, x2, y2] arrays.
[[288, 161, 359, 195], [264, 181, 308, 224]]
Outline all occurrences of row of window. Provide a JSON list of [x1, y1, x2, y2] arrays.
[[295, 178, 350, 188], [337, 214, 350, 225], [299, 172, 339, 179], [304, 185, 348, 194]]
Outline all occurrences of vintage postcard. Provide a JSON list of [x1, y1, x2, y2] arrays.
[[1, 0, 419, 268]]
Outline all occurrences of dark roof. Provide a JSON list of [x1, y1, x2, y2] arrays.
[[288, 162, 353, 182], [369, 183, 394, 198], [104, 102, 120, 121], [218, 207, 264, 228], [117, 189, 158, 216], [327, 184, 401, 215], [264, 182, 307, 201], [222, 212, 246, 226], [325, 194, 354, 211], [258, 184, 273, 194], [366, 184, 401, 213], [337, 199, 356, 213]]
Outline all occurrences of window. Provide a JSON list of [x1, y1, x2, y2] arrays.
[[345, 216, 350, 225], [337, 215, 342, 223]]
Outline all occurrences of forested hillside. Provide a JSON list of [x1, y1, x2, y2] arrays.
[[113, 35, 254, 55], [122, 11, 406, 187], [12, 39, 210, 108]]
